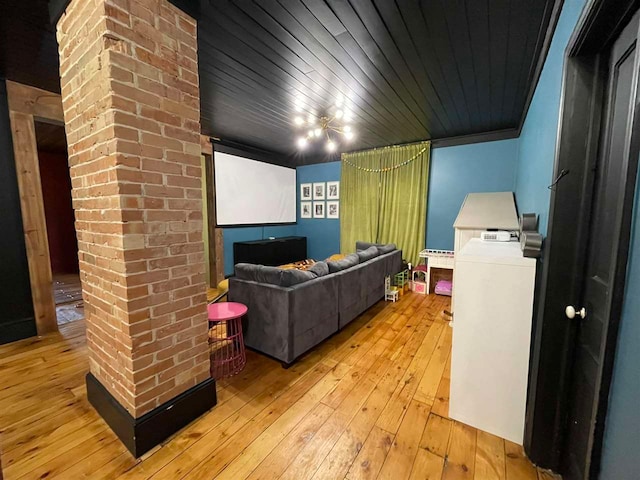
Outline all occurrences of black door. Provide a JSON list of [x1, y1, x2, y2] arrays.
[[561, 11, 640, 480]]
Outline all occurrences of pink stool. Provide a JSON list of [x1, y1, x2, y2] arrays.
[[207, 302, 247, 379]]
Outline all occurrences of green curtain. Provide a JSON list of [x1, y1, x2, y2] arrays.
[[340, 142, 430, 265]]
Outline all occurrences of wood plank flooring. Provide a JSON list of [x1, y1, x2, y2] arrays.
[[0, 293, 559, 480], [52, 273, 84, 325]]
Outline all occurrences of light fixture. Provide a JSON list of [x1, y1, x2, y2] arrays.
[[293, 96, 355, 152]]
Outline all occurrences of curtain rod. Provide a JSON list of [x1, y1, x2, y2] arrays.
[[343, 139, 430, 155]]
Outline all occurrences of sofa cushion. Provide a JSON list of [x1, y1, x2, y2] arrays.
[[357, 245, 379, 262], [280, 268, 316, 287], [356, 241, 383, 251], [235, 263, 283, 284], [377, 243, 396, 254], [308, 261, 329, 277], [327, 253, 359, 273]]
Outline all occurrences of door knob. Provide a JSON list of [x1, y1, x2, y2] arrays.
[[565, 306, 586, 319]]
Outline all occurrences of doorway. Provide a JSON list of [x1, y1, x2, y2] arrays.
[[34, 121, 82, 326], [525, 1, 640, 478]]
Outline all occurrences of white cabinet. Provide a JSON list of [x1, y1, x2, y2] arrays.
[[450, 239, 536, 444], [452, 192, 519, 311]]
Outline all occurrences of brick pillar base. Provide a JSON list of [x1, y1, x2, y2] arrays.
[[56, 0, 215, 456]]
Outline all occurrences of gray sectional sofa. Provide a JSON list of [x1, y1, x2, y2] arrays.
[[228, 242, 402, 366]]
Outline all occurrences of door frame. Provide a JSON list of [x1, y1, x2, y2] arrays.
[[6, 80, 222, 336], [525, 0, 640, 475], [6, 80, 64, 335]]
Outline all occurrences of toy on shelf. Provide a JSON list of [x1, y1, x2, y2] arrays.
[[384, 275, 399, 302], [434, 279, 453, 296]]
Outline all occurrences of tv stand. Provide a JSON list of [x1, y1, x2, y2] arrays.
[[233, 236, 307, 268]]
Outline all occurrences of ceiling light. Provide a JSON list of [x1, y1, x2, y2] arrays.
[[292, 109, 352, 153]]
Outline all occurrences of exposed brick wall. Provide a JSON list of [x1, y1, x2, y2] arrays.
[[56, 0, 209, 417]]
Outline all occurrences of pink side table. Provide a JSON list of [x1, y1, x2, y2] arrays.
[[207, 302, 247, 379]]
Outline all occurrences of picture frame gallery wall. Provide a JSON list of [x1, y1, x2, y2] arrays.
[[300, 181, 339, 219]]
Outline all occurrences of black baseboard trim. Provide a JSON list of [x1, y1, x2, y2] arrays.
[[86, 373, 216, 457], [0, 316, 37, 345]]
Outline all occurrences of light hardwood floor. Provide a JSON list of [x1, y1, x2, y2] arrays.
[[0, 293, 558, 480]]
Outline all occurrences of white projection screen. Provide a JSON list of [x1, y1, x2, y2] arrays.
[[214, 152, 296, 225]]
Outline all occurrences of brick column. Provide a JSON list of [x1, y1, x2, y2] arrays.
[[56, 0, 214, 455]]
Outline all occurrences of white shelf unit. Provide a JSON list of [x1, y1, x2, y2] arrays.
[[417, 249, 454, 294], [449, 239, 536, 444]]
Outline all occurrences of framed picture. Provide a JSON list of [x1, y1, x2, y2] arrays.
[[327, 181, 340, 200], [313, 182, 325, 200], [313, 201, 325, 218], [327, 200, 339, 219], [300, 183, 312, 200], [300, 202, 312, 218]]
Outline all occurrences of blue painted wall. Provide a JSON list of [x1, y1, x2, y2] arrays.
[[426, 139, 519, 250], [296, 162, 341, 260], [600, 169, 640, 479], [514, 0, 586, 236]]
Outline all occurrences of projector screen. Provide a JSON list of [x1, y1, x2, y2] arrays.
[[214, 152, 296, 226]]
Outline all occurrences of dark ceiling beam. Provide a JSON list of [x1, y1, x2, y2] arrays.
[[431, 128, 520, 149]]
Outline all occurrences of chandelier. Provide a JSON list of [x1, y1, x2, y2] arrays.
[[293, 95, 355, 152]]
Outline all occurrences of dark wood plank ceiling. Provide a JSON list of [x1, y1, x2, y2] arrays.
[[198, 0, 559, 164], [1, 0, 559, 165]]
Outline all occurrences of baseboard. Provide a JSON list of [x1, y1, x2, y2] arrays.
[[86, 373, 217, 457], [0, 316, 37, 345]]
